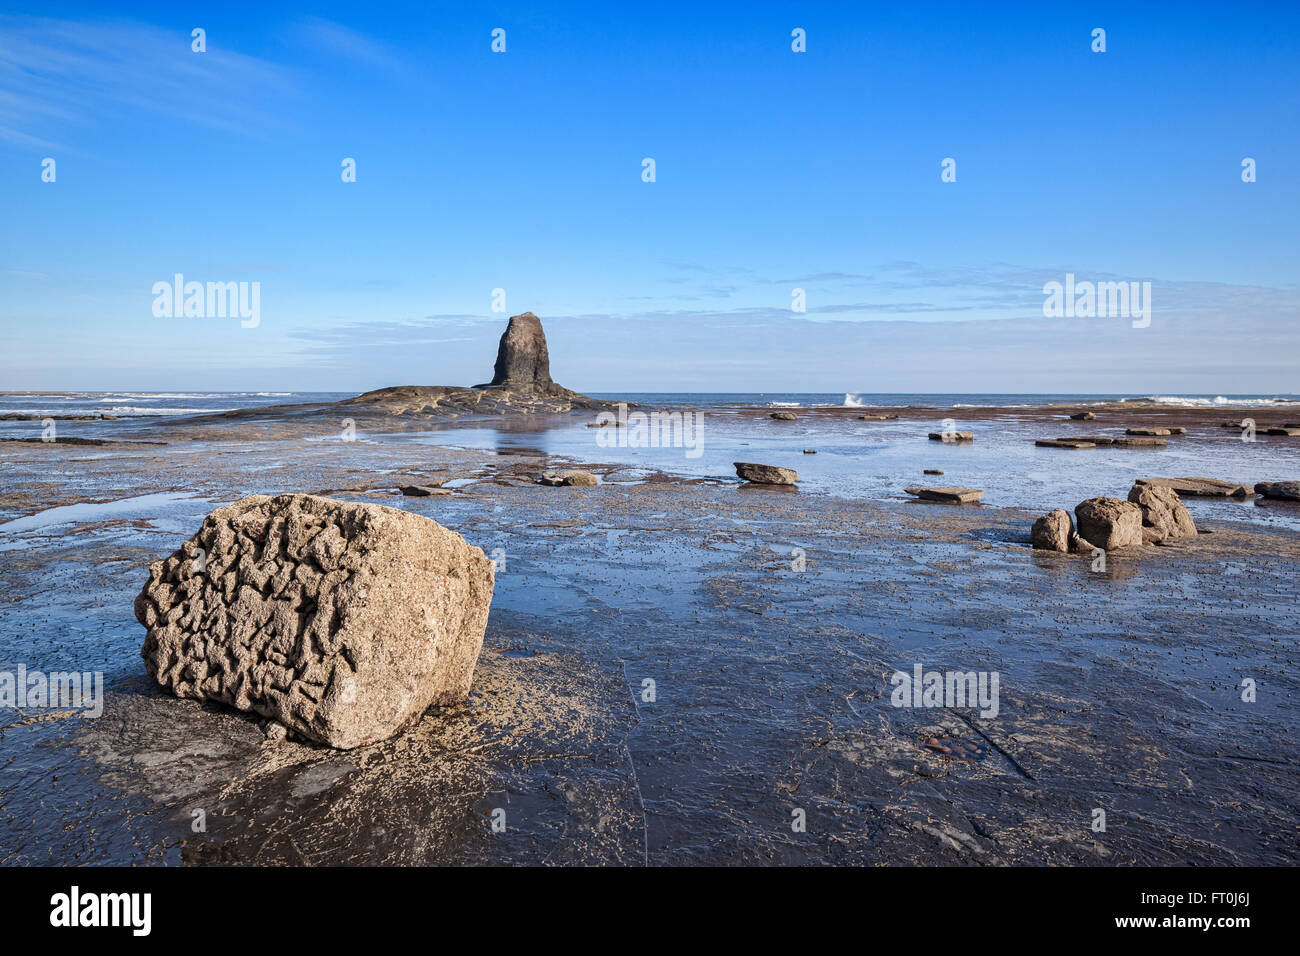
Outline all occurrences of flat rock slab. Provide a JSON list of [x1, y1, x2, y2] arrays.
[[769, 411, 798, 421], [928, 432, 974, 442], [1059, 435, 1167, 447], [1126, 427, 1172, 436], [1135, 477, 1252, 497], [1256, 481, 1300, 501], [1036, 439, 1096, 449], [400, 485, 451, 496], [904, 486, 984, 504], [1264, 427, 1300, 436], [1069, 411, 1097, 420], [538, 470, 598, 487], [735, 462, 798, 485], [135, 494, 495, 749], [857, 414, 899, 420]]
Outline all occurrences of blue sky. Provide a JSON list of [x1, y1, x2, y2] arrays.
[[1, 1, 1297, 393]]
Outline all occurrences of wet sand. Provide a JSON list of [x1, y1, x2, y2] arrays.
[[1, 411, 1298, 865]]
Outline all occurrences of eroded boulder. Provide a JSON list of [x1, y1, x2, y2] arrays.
[[136, 494, 495, 749], [1127, 482, 1197, 542], [1074, 497, 1144, 551], [1031, 509, 1073, 552], [488, 312, 552, 387]]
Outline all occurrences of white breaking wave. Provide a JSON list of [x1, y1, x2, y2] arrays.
[[766, 401, 802, 408], [843, 393, 866, 407], [1127, 395, 1298, 408]]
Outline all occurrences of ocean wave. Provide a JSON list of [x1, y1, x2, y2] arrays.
[[843, 393, 866, 407], [766, 401, 802, 408], [1125, 395, 1298, 407]]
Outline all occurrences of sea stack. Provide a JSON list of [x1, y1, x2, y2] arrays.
[[488, 312, 553, 387]]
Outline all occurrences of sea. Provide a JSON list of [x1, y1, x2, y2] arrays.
[[3, 391, 1298, 531]]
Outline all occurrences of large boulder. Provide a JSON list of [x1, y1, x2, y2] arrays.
[[735, 462, 798, 485], [488, 312, 552, 387], [1127, 482, 1197, 542], [1074, 497, 1144, 551], [135, 494, 495, 749], [1031, 509, 1073, 551]]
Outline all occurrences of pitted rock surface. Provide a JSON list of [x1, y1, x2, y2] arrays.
[[135, 494, 494, 748]]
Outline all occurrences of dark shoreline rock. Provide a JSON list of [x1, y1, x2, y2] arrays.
[[735, 462, 798, 485]]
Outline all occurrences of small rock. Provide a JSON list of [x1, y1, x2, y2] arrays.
[[1069, 411, 1097, 420], [928, 432, 973, 442], [1255, 481, 1300, 501], [1264, 427, 1300, 437], [1036, 439, 1096, 449], [262, 721, 287, 742], [904, 486, 983, 504], [1126, 427, 1172, 436], [400, 485, 451, 497], [770, 411, 798, 421], [538, 470, 598, 487], [857, 413, 899, 421], [802, 449, 816, 454], [734, 462, 798, 485], [924, 469, 944, 475]]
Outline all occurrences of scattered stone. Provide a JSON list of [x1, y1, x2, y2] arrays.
[[734, 462, 798, 485], [400, 484, 451, 497], [1133, 477, 1251, 498], [1168, 427, 1186, 435], [1036, 439, 1096, 449], [1075, 497, 1144, 551], [928, 432, 973, 442], [262, 721, 287, 742], [770, 411, 798, 421], [1127, 482, 1197, 542], [857, 413, 899, 420], [1255, 481, 1300, 501], [586, 420, 622, 428], [904, 486, 984, 504], [1031, 509, 1073, 552], [1069, 411, 1097, 420], [1264, 427, 1300, 437], [538, 470, 598, 487], [924, 469, 944, 475], [802, 449, 816, 454], [1126, 427, 1172, 436], [136, 493, 496, 749]]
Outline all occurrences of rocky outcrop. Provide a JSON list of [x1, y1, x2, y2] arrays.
[[1069, 411, 1096, 420], [904, 486, 984, 504], [1057, 435, 1167, 447], [735, 462, 798, 485], [1075, 497, 1144, 551], [770, 411, 798, 421], [1256, 481, 1300, 501], [136, 494, 495, 749], [538, 469, 598, 487], [1127, 483, 1196, 542], [488, 312, 552, 387]]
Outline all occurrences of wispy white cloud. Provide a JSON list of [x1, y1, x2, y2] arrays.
[[292, 17, 405, 74], [0, 14, 297, 147]]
